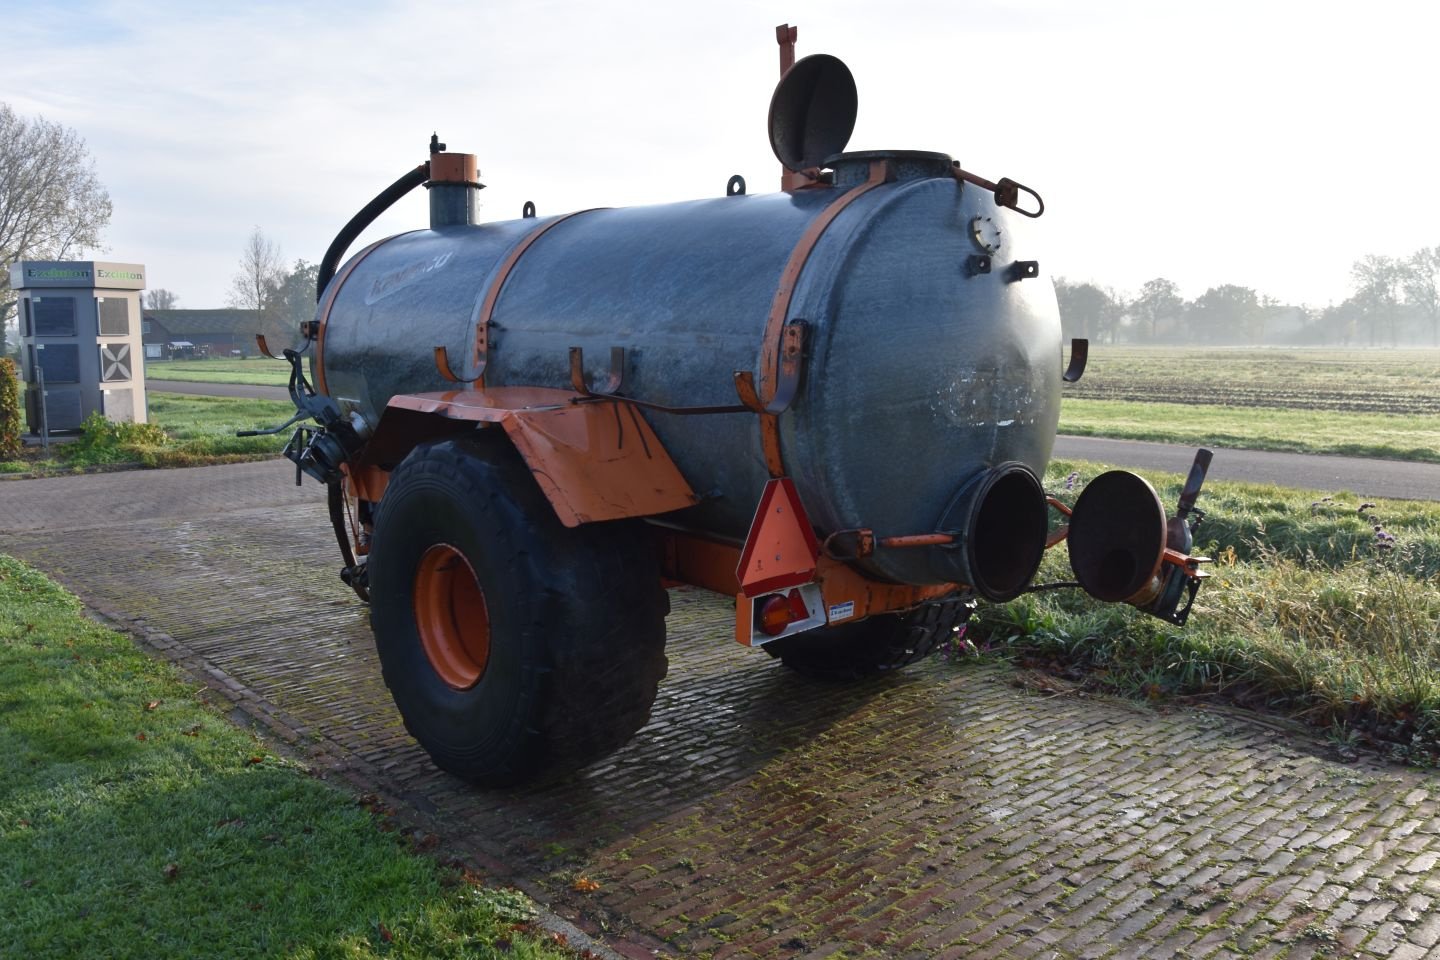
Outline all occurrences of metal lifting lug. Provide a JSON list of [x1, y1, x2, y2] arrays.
[[1004, 260, 1040, 283]]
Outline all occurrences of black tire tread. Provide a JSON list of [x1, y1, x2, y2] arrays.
[[368, 435, 667, 786]]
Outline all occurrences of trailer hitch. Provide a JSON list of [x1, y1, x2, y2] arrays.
[[239, 337, 372, 601], [239, 335, 368, 486]]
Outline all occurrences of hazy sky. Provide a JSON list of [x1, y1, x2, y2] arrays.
[[4, 0, 1435, 310]]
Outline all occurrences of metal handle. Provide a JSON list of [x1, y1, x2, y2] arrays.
[[952, 164, 1046, 218]]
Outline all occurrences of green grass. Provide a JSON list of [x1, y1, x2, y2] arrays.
[[148, 393, 298, 457], [0, 554, 576, 960], [964, 460, 1440, 763], [147, 358, 291, 387], [2, 394, 296, 475], [1059, 397, 1440, 463]]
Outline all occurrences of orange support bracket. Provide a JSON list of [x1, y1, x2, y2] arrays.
[[776, 23, 797, 75], [736, 477, 821, 598]]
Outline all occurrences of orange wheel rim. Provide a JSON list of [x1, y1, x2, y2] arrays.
[[413, 544, 491, 690]]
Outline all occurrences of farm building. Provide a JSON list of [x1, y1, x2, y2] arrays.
[[142, 309, 288, 360]]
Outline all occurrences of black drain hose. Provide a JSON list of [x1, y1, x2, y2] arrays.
[[308, 162, 431, 604], [315, 162, 430, 303]]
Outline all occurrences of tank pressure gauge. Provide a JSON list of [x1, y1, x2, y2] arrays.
[[970, 215, 1002, 255]]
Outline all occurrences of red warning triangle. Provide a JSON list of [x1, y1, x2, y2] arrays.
[[736, 478, 821, 598]]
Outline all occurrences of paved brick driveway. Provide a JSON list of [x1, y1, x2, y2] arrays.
[[3, 461, 1439, 959]]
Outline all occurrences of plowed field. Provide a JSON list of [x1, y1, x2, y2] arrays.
[[1065, 347, 1440, 414]]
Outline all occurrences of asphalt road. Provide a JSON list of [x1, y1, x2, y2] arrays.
[[1053, 435, 1439, 502], [146, 380, 1438, 501], [149, 379, 290, 401]]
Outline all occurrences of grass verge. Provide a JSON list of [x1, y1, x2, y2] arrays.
[[147, 358, 291, 387], [961, 460, 1440, 764], [1060, 397, 1440, 464], [2, 394, 295, 476], [0, 553, 578, 960]]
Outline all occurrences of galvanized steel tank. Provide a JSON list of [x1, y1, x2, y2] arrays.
[[317, 147, 1062, 591]]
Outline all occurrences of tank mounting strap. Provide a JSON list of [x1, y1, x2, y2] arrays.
[[749, 159, 891, 477], [440, 209, 605, 387]]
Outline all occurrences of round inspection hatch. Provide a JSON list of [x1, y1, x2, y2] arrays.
[[970, 215, 1002, 255]]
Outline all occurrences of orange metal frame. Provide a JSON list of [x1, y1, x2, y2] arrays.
[[655, 525, 960, 647], [338, 384, 702, 559]]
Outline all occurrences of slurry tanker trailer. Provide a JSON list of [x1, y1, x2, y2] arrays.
[[250, 26, 1213, 786]]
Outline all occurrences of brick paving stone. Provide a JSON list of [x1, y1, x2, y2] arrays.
[[5, 461, 1440, 959], [1388, 944, 1428, 960]]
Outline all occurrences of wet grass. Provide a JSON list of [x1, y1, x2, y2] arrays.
[[148, 358, 290, 387], [0, 553, 577, 960], [964, 460, 1440, 764], [0, 394, 295, 476], [1059, 398, 1440, 464]]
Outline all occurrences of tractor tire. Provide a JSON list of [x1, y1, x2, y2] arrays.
[[764, 599, 974, 681], [367, 435, 668, 787]]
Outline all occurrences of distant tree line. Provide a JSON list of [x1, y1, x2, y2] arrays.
[[1056, 246, 1440, 347]]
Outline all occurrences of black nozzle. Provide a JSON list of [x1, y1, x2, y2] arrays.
[[1176, 448, 1213, 521], [430, 133, 446, 154]]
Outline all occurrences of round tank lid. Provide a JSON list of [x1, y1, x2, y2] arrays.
[[769, 54, 858, 172]]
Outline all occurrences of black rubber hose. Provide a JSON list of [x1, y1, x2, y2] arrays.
[[315, 162, 430, 303]]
